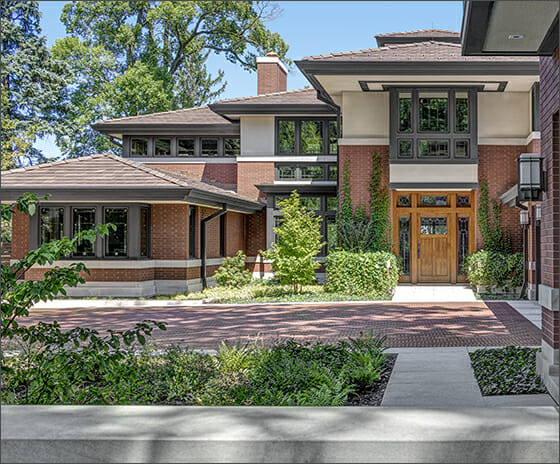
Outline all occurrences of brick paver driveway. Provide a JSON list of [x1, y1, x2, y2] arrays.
[[22, 301, 541, 349]]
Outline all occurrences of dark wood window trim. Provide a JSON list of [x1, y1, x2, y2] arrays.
[[275, 162, 338, 181], [389, 87, 478, 164], [30, 204, 150, 259], [275, 117, 338, 156], [124, 136, 240, 158]]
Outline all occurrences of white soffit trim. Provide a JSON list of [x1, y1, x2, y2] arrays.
[[237, 156, 337, 162], [390, 164, 478, 184], [256, 56, 289, 74], [526, 132, 541, 144], [479, 137, 532, 145], [338, 138, 390, 146]]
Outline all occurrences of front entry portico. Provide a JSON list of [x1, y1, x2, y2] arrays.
[[393, 191, 475, 284]]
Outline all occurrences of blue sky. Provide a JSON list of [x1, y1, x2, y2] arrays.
[[36, 1, 464, 158]]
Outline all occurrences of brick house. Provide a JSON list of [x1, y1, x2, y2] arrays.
[[461, 0, 559, 409]]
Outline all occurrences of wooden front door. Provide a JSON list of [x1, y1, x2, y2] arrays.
[[392, 192, 475, 284], [417, 214, 451, 282]]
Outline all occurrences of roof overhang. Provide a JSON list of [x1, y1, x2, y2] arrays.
[[255, 183, 337, 195], [462, 1, 559, 56], [0, 187, 264, 214], [208, 103, 336, 119], [92, 123, 240, 137]]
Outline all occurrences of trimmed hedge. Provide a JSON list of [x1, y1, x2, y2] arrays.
[[464, 250, 523, 289], [325, 251, 400, 298]]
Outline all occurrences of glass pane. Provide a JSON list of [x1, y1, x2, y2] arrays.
[[154, 138, 171, 156], [419, 95, 448, 132], [329, 121, 338, 154], [278, 120, 295, 154], [420, 217, 447, 235], [420, 195, 447, 206], [177, 139, 195, 156], [277, 166, 296, 180], [105, 208, 128, 257], [73, 208, 95, 256], [201, 138, 218, 157], [327, 197, 338, 211], [455, 140, 469, 159], [328, 165, 338, 180], [457, 195, 470, 207], [418, 140, 449, 158], [327, 217, 338, 251], [300, 197, 321, 210], [40, 207, 64, 245], [399, 96, 412, 132], [456, 94, 469, 132], [300, 120, 323, 154], [397, 195, 411, 207], [398, 217, 410, 275], [458, 217, 469, 274], [131, 138, 148, 156], [301, 165, 324, 180], [224, 138, 240, 157], [140, 208, 149, 257], [398, 140, 413, 158]]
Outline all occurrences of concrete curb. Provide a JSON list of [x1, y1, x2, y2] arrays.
[[1, 406, 558, 463]]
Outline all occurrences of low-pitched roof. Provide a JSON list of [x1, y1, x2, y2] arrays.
[[213, 88, 323, 105], [375, 29, 460, 38], [375, 29, 461, 47], [302, 40, 539, 62], [1, 153, 263, 213]]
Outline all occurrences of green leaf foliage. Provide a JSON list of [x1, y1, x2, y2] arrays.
[[325, 250, 400, 298], [464, 250, 524, 289], [55, 1, 290, 158], [262, 191, 324, 293], [213, 250, 253, 288], [477, 178, 510, 252]]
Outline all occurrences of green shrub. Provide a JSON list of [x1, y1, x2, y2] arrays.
[[325, 250, 400, 297], [213, 250, 252, 288], [464, 250, 524, 289]]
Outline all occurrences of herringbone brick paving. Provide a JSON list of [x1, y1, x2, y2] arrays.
[[21, 302, 541, 349]]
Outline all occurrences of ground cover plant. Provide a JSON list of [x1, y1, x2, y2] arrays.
[[470, 346, 547, 395], [2, 332, 396, 406]]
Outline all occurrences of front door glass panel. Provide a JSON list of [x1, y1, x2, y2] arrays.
[[420, 217, 447, 235], [457, 217, 469, 275], [420, 195, 447, 206], [398, 217, 410, 275]]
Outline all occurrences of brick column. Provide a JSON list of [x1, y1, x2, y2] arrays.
[[536, 48, 559, 403]]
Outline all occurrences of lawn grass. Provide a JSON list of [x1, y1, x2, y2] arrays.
[[2, 334, 395, 406], [469, 346, 547, 395]]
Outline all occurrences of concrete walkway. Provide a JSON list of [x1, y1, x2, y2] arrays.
[[392, 284, 477, 302], [382, 347, 556, 407]]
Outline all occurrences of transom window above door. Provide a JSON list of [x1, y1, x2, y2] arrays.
[[390, 88, 477, 163]]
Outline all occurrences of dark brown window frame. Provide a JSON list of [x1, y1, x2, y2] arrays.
[[125, 135, 240, 158], [275, 117, 338, 156]]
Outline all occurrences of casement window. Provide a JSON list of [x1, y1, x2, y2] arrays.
[[189, 205, 197, 259], [269, 194, 337, 256], [274, 163, 338, 181], [390, 88, 477, 162], [33, 205, 150, 259], [125, 136, 240, 158], [276, 118, 338, 156], [40, 207, 64, 245]]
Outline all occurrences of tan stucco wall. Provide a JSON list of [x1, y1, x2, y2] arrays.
[[240, 116, 275, 156], [341, 92, 389, 138], [390, 164, 478, 185], [478, 92, 531, 139]]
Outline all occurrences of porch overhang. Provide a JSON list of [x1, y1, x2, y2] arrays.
[[461, 1, 559, 56], [255, 183, 337, 195]]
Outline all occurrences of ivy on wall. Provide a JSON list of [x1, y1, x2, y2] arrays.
[[477, 178, 511, 253], [338, 152, 391, 252]]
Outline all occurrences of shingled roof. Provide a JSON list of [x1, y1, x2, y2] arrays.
[[213, 88, 324, 105], [1, 153, 263, 213], [375, 29, 461, 47], [302, 40, 539, 62]]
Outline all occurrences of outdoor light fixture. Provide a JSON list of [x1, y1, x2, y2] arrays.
[[517, 153, 545, 202], [535, 203, 542, 225], [508, 34, 524, 40], [519, 209, 529, 227]]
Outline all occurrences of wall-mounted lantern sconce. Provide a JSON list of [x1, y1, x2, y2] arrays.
[[519, 209, 530, 228], [517, 153, 545, 202], [535, 203, 542, 226]]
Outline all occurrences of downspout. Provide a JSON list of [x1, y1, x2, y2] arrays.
[[516, 199, 528, 299], [201, 204, 227, 290]]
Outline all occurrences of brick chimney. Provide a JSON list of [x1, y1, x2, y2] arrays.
[[257, 52, 287, 95]]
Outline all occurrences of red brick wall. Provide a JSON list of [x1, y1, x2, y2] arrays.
[[225, 212, 245, 256], [257, 62, 287, 95], [542, 307, 560, 349], [150, 204, 189, 260], [246, 210, 267, 256], [200, 207, 221, 259], [11, 210, 29, 259], [540, 48, 560, 290], [237, 161, 274, 201], [338, 145, 390, 215], [477, 145, 527, 252], [146, 163, 238, 190]]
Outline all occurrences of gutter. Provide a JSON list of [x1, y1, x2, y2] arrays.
[[200, 204, 227, 289]]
